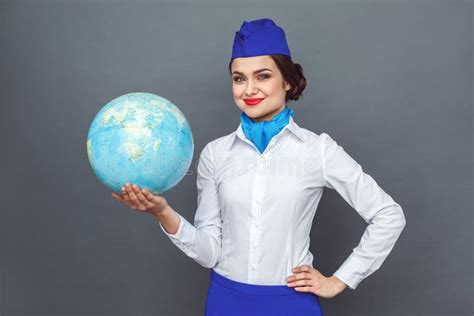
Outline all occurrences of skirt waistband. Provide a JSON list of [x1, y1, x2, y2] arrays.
[[210, 270, 297, 296]]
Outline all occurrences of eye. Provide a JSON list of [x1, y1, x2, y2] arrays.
[[232, 73, 271, 83]]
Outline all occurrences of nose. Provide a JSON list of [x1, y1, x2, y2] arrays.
[[245, 80, 258, 96]]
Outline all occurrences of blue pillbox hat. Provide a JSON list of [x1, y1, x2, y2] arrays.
[[231, 18, 291, 60]]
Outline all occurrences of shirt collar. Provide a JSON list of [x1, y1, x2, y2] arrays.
[[227, 115, 305, 151]]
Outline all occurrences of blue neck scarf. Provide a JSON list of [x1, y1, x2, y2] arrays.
[[240, 106, 294, 153]]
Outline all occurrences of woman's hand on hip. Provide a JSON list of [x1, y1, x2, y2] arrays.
[[286, 265, 348, 299]]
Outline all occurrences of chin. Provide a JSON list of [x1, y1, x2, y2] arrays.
[[243, 109, 262, 118]]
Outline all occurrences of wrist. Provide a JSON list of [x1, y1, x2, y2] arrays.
[[331, 275, 348, 291], [153, 204, 172, 219]]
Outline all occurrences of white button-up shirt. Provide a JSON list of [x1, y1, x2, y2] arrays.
[[159, 116, 406, 290]]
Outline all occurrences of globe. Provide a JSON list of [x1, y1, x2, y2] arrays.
[[86, 92, 194, 195]]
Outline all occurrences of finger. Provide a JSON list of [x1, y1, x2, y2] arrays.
[[126, 184, 145, 209], [141, 189, 157, 202], [294, 272, 311, 281], [125, 184, 138, 208], [288, 278, 310, 288], [292, 279, 310, 287], [295, 265, 311, 273], [112, 192, 125, 203], [122, 186, 133, 205], [286, 272, 308, 283], [113, 192, 133, 207], [121, 186, 129, 200], [122, 191, 130, 202], [132, 185, 153, 207], [119, 188, 135, 208], [294, 286, 312, 292]]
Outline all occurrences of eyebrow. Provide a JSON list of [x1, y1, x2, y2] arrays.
[[232, 68, 273, 75]]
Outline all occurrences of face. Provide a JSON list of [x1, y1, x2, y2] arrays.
[[231, 55, 291, 122]]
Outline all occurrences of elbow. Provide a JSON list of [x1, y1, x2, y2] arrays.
[[210, 239, 223, 268], [203, 251, 220, 269], [195, 248, 221, 269], [186, 230, 222, 269], [400, 213, 407, 229], [203, 236, 222, 269], [373, 203, 406, 229], [396, 204, 406, 231], [400, 205, 406, 225], [375, 203, 406, 232]]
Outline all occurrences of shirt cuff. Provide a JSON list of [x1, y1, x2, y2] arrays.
[[159, 212, 184, 238], [332, 253, 370, 290]]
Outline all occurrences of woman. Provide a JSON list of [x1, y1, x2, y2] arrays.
[[112, 18, 406, 315]]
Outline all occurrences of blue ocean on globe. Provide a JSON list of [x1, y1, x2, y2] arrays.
[[86, 92, 194, 194]]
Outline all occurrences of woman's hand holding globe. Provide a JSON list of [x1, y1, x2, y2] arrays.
[[112, 183, 170, 217]]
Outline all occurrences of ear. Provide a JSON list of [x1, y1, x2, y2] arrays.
[[284, 81, 291, 91]]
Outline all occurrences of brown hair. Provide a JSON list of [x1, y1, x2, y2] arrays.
[[228, 55, 307, 102]]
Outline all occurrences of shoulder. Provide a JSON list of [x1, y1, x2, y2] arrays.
[[292, 125, 344, 160], [293, 123, 335, 148], [317, 131, 337, 146], [199, 130, 236, 159]]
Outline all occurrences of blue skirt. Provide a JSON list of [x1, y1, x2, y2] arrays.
[[205, 270, 324, 316]]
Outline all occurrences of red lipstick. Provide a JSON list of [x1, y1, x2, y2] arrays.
[[243, 98, 265, 106]]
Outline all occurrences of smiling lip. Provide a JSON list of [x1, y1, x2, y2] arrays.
[[244, 98, 265, 106]]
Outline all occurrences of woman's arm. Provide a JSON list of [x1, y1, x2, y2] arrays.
[[321, 133, 406, 290], [157, 143, 223, 269], [153, 205, 180, 235]]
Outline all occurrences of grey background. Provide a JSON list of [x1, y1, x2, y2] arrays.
[[0, 0, 472, 315]]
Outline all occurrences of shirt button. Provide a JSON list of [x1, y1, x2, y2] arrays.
[[254, 222, 259, 228], [252, 242, 257, 248], [252, 264, 257, 270]]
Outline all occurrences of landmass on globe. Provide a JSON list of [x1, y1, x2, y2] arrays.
[[86, 92, 194, 194]]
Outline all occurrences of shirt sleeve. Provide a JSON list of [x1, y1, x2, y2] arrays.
[[321, 133, 406, 290], [158, 142, 223, 269]]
